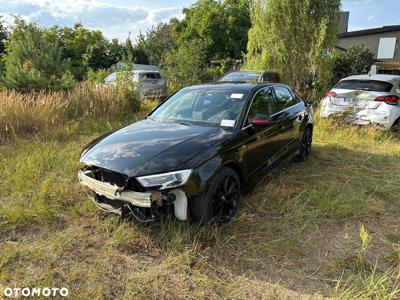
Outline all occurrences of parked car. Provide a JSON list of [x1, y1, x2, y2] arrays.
[[103, 70, 168, 99], [320, 74, 400, 132], [219, 70, 280, 83], [78, 82, 313, 224]]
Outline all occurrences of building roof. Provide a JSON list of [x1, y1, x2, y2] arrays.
[[339, 25, 400, 38]]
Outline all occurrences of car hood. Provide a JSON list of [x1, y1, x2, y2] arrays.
[[80, 119, 233, 177]]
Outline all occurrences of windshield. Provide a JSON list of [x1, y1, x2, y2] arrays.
[[150, 89, 249, 127], [335, 80, 393, 92], [104, 73, 116, 84], [220, 72, 262, 82]]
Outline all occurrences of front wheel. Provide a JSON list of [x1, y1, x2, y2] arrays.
[[189, 167, 241, 225], [295, 127, 312, 162]]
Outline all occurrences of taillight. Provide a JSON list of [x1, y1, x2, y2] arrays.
[[324, 91, 337, 97], [374, 95, 400, 105]]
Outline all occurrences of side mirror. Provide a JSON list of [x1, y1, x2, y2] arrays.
[[251, 114, 273, 127]]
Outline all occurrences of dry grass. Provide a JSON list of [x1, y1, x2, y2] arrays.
[[0, 115, 400, 299], [0, 84, 140, 139]]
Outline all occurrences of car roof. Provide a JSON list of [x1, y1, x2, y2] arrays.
[[224, 70, 263, 75], [341, 74, 400, 83], [133, 70, 160, 74], [182, 81, 285, 92]]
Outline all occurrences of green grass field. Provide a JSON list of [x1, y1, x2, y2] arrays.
[[1, 115, 400, 299]]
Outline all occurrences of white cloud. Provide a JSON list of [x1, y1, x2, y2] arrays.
[[0, 0, 185, 41]]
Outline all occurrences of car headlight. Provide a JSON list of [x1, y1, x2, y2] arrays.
[[136, 169, 192, 190]]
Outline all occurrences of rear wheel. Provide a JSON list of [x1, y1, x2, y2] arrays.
[[391, 118, 400, 135], [189, 168, 241, 225], [295, 127, 312, 162]]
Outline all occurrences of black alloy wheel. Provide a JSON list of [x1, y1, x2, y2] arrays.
[[297, 127, 312, 162], [211, 174, 241, 225], [189, 168, 241, 225]]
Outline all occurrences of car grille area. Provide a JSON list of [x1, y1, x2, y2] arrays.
[[78, 169, 152, 208]]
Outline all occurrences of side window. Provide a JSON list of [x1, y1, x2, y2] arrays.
[[247, 88, 280, 123], [274, 86, 297, 109]]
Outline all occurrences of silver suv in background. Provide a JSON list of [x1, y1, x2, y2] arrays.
[[219, 70, 280, 83], [103, 70, 168, 100], [320, 74, 400, 132]]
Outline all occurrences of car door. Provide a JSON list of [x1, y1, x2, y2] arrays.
[[240, 87, 288, 177], [273, 86, 305, 152]]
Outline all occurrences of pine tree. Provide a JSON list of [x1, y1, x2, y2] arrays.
[[1, 21, 75, 91], [124, 37, 135, 64]]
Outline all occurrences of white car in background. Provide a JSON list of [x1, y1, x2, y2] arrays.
[[320, 74, 400, 132], [103, 70, 167, 99]]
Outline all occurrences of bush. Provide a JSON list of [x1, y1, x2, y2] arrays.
[[0, 83, 141, 137], [161, 39, 210, 93], [86, 68, 109, 86], [331, 44, 374, 84], [1, 21, 75, 91]]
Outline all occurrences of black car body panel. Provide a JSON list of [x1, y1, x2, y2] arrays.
[[79, 82, 313, 220], [81, 119, 217, 176]]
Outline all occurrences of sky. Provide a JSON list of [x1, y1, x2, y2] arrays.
[[0, 0, 399, 42]]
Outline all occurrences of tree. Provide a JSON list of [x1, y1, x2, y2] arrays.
[[52, 23, 116, 80], [172, 0, 251, 60], [161, 39, 209, 92], [124, 37, 135, 62], [136, 23, 176, 66], [108, 38, 125, 66], [1, 20, 74, 91], [245, 0, 340, 96], [331, 44, 374, 83], [0, 16, 6, 55], [0, 17, 8, 74]]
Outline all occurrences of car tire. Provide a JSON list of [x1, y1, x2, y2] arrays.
[[295, 127, 312, 162], [391, 118, 400, 135], [189, 167, 241, 225]]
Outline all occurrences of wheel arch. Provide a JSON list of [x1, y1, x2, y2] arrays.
[[222, 161, 244, 187]]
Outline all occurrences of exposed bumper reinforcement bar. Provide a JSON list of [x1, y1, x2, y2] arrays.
[[78, 170, 152, 208]]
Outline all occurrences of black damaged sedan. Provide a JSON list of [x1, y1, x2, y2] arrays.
[[79, 82, 313, 224]]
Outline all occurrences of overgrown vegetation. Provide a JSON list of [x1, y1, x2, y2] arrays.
[[0, 83, 140, 138], [161, 39, 210, 92], [331, 44, 375, 84], [0, 16, 7, 73], [245, 0, 340, 99], [0, 115, 399, 299], [1, 21, 75, 91], [1, 1, 398, 298], [171, 0, 251, 61]]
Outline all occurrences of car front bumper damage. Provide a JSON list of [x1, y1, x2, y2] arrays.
[[78, 170, 188, 222]]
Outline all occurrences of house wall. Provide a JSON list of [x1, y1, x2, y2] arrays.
[[337, 30, 400, 60]]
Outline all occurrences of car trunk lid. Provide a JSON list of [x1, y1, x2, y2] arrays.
[[329, 89, 387, 110]]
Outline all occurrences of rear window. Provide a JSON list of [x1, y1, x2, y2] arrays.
[[139, 73, 162, 80], [334, 80, 393, 92]]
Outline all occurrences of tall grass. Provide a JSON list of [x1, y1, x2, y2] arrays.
[[1, 103, 400, 297], [0, 83, 141, 138]]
